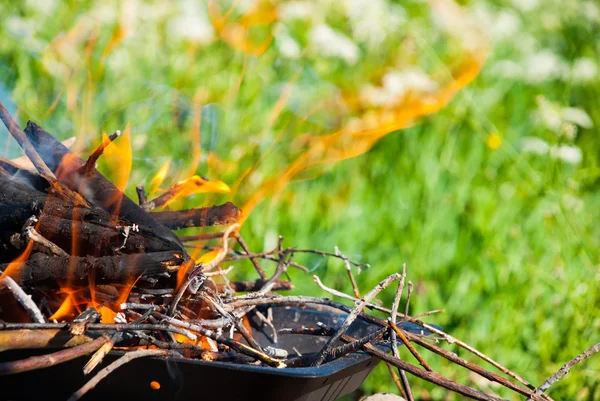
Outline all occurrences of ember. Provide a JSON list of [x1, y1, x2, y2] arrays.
[[0, 103, 564, 401]]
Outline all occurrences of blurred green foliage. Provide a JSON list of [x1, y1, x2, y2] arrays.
[[0, 0, 599, 400]]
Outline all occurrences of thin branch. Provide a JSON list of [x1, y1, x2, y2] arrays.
[[389, 320, 433, 372], [350, 335, 508, 401], [68, 349, 169, 401], [0, 102, 55, 179], [25, 225, 69, 257], [0, 336, 109, 375], [312, 273, 401, 366], [389, 264, 414, 401], [335, 246, 360, 298], [406, 331, 539, 399], [405, 281, 414, 316], [83, 130, 121, 176], [236, 234, 267, 279], [526, 342, 600, 401], [135, 185, 147, 205], [313, 275, 392, 314], [83, 332, 122, 375], [0, 273, 45, 323], [386, 362, 410, 400]]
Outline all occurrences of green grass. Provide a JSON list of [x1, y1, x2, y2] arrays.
[[1, 1, 599, 400]]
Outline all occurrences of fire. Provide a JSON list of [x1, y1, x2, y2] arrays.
[[102, 124, 132, 193], [149, 160, 171, 196], [2, 0, 485, 356], [152, 175, 231, 209], [240, 57, 485, 221]]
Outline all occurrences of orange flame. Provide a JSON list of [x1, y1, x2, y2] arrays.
[[155, 175, 231, 209], [208, 0, 276, 56], [241, 56, 485, 221], [102, 124, 132, 192], [149, 159, 171, 196]]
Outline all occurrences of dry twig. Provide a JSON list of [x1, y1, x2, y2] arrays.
[[525, 342, 600, 401]]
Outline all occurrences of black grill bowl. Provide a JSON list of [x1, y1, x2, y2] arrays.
[[0, 305, 392, 401]]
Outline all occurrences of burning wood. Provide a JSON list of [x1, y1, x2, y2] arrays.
[[0, 103, 574, 401]]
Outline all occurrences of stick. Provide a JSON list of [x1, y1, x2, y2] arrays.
[[68, 349, 169, 401], [386, 362, 409, 400], [0, 102, 56, 179], [390, 264, 414, 401], [327, 326, 387, 361], [25, 225, 69, 257], [0, 272, 45, 323], [136, 185, 147, 205], [221, 279, 293, 292], [312, 273, 401, 366], [154, 313, 284, 368], [525, 342, 600, 401], [334, 246, 360, 298], [0, 322, 196, 340], [151, 202, 242, 229], [236, 234, 267, 279], [0, 336, 109, 375], [389, 320, 433, 372], [349, 335, 508, 401], [405, 281, 414, 316], [0, 329, 92, 351], [313, 275, 393, 314], [83, 130, 121, 176], [406, 332, 538, 399], [226, 247, 370, 269], [83, 332, 122, 375]]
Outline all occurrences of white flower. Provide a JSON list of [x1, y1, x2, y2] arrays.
[[431, 0, 485, 51], [361, 69, 438, 106], [492, 11, 521, 40], [343, 0, 406, 48], [523, 50, 567, 83], [168, 0, 215, 44], [310, 24, 359, 65], [275, 27, 302, 59], [511, 0, 539, 12], [581, 1, 600, 22], [561, 107, 593, 129], [571, 58, 598, 82], [489, 60, 522, 78], [521, 137, 550, 154], [278, 1, 314, 21], [522, 138, 583, 165], [536, 96, 562, 131], [550, 145, 582, 164], [26, 0, 57, 14], [473, 5, 520, 41]]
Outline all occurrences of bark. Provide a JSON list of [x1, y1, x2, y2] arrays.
[[23, 121, 185, 253], [1, 251, 188, 289], [151, 202, 241, 229]]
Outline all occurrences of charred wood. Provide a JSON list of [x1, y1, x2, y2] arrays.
[[22, 121, 185, 253], [1, 251, 188, 289], [151, 202, 241, 229]]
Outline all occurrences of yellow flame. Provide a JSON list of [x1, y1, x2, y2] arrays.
[[150, 159, 171, 195], [158, 175, 231, 209], [241, 57, 485, 221], [103, 124, 132, 192], [49, 293, 77, 321]]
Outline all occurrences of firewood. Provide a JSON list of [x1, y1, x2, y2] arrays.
[[22, 121, 186, 253], [151, 202, 241, 229], [0, 175, 183, 257], [35, 214, 183, 256], [1, 251, 188, 289]]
